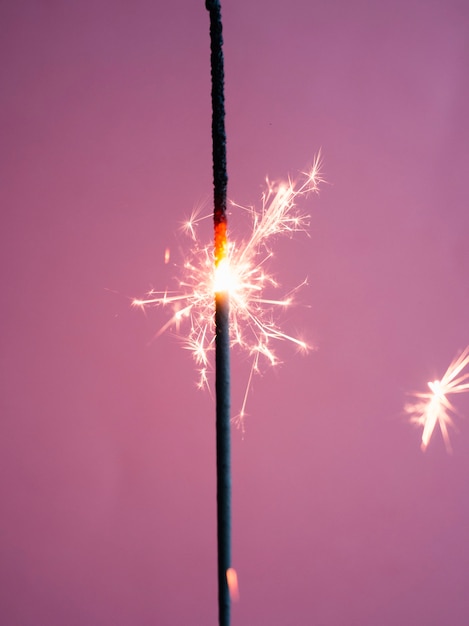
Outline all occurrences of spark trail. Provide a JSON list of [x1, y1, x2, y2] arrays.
[[133, 154, 323, 422], [406, 346, 469, 452]]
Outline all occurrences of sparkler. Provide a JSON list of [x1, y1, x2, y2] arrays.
[[207, 2, 231, 624], [132, 162, 322, 415], [133, 3, 321, 623], [406, 346, 469, 452]]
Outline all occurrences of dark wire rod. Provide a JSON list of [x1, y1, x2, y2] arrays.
[[206, 0, 228, 233], [215, 289, 231, 626], [206, 1, 231, 626]]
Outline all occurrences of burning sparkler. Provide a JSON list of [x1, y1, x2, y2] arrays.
[[135, 3, 321, 622], [406, 346, 469, 452], [132, 156, 323, 419]]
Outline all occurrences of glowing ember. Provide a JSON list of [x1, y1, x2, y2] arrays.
[[226, 567, 239, 602], [405, 346, 469, 452], [133, 153, 323, 421]]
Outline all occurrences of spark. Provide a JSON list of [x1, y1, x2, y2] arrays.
[[133, 153, 323, 422], [405, 346, 469, 452], [226, 567, 240, 602]]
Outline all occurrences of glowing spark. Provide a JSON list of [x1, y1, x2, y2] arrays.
[[405, 346, 469, 452], [133, 154, 323, 421], [164, 247, 170, 264], [226, 568, 239, 602]]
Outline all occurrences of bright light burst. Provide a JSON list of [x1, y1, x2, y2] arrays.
[[133, 153, 323, 421], [405, 346, 469, 452]]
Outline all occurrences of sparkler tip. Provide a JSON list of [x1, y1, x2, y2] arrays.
[[134, 162, 322, 419]]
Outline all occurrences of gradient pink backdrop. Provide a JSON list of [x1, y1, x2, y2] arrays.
[[2, 1, 469, 624]]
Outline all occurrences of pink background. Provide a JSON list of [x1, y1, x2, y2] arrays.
[[2, 1, 469, 624]]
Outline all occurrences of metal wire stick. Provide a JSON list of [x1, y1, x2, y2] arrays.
[[206, 1, 231, 625]]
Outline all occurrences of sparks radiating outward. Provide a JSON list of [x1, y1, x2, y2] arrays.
[[133, 153, 323, 421], [406, 346, 469, 452]]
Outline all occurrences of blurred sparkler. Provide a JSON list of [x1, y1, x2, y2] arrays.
[[132, 155, 323, 421], [406, 346, 469, 452]]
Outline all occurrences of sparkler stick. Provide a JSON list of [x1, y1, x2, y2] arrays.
[[206, 1, 231, 624]]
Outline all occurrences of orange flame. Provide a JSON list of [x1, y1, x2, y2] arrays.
[[215, 220, 227, 266]]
